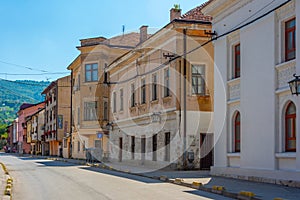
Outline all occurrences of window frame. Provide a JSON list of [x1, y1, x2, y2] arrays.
[[131, 83, 135, 107], [152, 74, 158, 101], [191, 64, 206, 95], [285, 102, 296, 152], [83, 101, 98, 121], [234, 112, 241, 153], [120, 89, 124, 111], [164, 68, 170, 97], [113, 92, 117, 113], [85, 63, 98, 82], [285, 18, 296, 62], [233, 44, 241, 79], [141, 79, 146, 104]]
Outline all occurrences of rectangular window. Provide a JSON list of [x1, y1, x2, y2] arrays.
[[131, 136, 135, 160], [164, 68, 170, 97], [285, 18, 296, 61], [77, 108, 80, 125], [113, 92, 117, 113], [152, 74, 158, 101], [95, 140, 102, 148], [103, 99, 108, 120], [120, 89, 124, 111], [85, 63, 98, 82], [131, 83, 135, 107], [233, 44, 240, 78], [141, 79, 146, 104], [84, 101, 98, 121], [192, 65, 206, 95], [77, 141, 80, 152]]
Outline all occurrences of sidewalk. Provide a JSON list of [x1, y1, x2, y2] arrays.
[[17, 154, 300, 200], [105, 161, 300, 200]]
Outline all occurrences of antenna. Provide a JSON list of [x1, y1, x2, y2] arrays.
[[122, 25, 125, 36]]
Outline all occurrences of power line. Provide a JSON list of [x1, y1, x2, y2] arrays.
[[108, 0, 291, 85], [0, 72, 69, 76], [0, 60, 49, 73]]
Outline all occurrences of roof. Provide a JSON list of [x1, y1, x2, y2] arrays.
[[180, 0, 213, 22], [78, 32, 148, 49], [18, 102, 45, 112]]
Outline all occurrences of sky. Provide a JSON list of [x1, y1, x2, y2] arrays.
[[0, 0, 207, 81]]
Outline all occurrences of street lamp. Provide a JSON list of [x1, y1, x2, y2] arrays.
[[288, 74, 300, 96]]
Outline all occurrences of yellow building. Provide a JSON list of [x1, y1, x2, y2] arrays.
[[107, 6, 214, 170], [68, 32, 144, 160], [42, 75, 71, 157]]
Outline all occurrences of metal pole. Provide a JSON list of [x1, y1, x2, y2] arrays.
[[183, 28, 187, 169]]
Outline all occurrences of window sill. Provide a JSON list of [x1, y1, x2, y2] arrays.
[[162, 96, 172, 103], [227, 153, 240, 158], [227, 77, 241, 85], [275, 153, 296, 159], [151, 99, 159, 104], [275, 59, 296, 70]]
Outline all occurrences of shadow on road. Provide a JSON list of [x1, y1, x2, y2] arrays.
[[79, 166, 162, 184], [36, 161, 80, 167], [184, 190, 230, 200]]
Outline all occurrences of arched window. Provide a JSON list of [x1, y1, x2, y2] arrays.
[[285, 102, 296, 152], [234, 112, 241, 152]]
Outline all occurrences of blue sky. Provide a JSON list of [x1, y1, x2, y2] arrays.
[[0, 0, 207, 81]]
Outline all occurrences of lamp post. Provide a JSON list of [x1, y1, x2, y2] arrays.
[[288, 74, 300, 96]]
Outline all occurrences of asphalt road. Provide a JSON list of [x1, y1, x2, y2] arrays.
[[0, 154, 232, 200]]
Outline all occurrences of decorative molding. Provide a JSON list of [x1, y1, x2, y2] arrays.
[[276, 60, 296, 90], [228, 78, 240, 101], [276, 0, 295, 21]]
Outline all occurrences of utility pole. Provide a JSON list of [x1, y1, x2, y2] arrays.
[[183, 28, 187, 169]]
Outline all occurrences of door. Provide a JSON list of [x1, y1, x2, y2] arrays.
[[141, 137, 146, 164], [119, 137, 122, 162], [200, 133, 213, 170], [152, 134, 157, 161], [165, 132, 170, 161]]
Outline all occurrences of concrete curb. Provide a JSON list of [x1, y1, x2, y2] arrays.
[[0, 162, 13, 200]]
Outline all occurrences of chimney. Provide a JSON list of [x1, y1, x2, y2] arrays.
[[170, 8, 181, 21], [140, 25, 148, 43]]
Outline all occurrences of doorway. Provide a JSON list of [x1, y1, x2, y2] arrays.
[[200, 133, 213, 170]]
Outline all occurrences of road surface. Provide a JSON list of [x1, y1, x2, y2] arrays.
[[0, 154, 232, 200]]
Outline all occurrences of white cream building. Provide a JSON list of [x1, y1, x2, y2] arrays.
[[203, 0, 300, 185]]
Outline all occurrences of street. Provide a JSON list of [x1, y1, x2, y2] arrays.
[[0, 154, 232, 200]]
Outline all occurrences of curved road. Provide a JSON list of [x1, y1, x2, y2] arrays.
[[0, 154, 232, 200]]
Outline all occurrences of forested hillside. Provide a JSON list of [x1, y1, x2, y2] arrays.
[[0, 79, 50, 124]]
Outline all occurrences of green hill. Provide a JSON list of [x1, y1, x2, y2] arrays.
[[0, 79, 50, 124]]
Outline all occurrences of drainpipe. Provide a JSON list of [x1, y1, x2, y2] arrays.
[[70, 70, 73, 158], [183, 28, 187, 169]]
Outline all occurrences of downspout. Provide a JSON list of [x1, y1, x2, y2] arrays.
[[183, 28, 187, 169], [70, 70, 73, 158]]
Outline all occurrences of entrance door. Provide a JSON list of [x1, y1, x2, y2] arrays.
[[141, 137, 146, 164], [200, 133, 213, 170], [152, 134, 157, 161], [119, 137, 122, 162]]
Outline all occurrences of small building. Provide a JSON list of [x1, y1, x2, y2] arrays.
[[67, 31, 145, 160], [17, 102, 45, 154], [107, 5, 214, 170], [42, 75, 71, 157]]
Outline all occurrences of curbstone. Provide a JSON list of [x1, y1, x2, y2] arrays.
[[212, 185, 225, 194], [159, 175, 168, 181], [192, 181, 203, 189], [238, 191, 256, 200], [174, 178, 184, 184]]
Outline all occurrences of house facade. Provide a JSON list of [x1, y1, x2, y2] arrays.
[[68, 33, 142, 160], [42, 75, 71, 156], [17, 102, 45, 154], [26, 108, 45, 155], [107, 6, 214, 170], [203, 0, 300, 185]]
